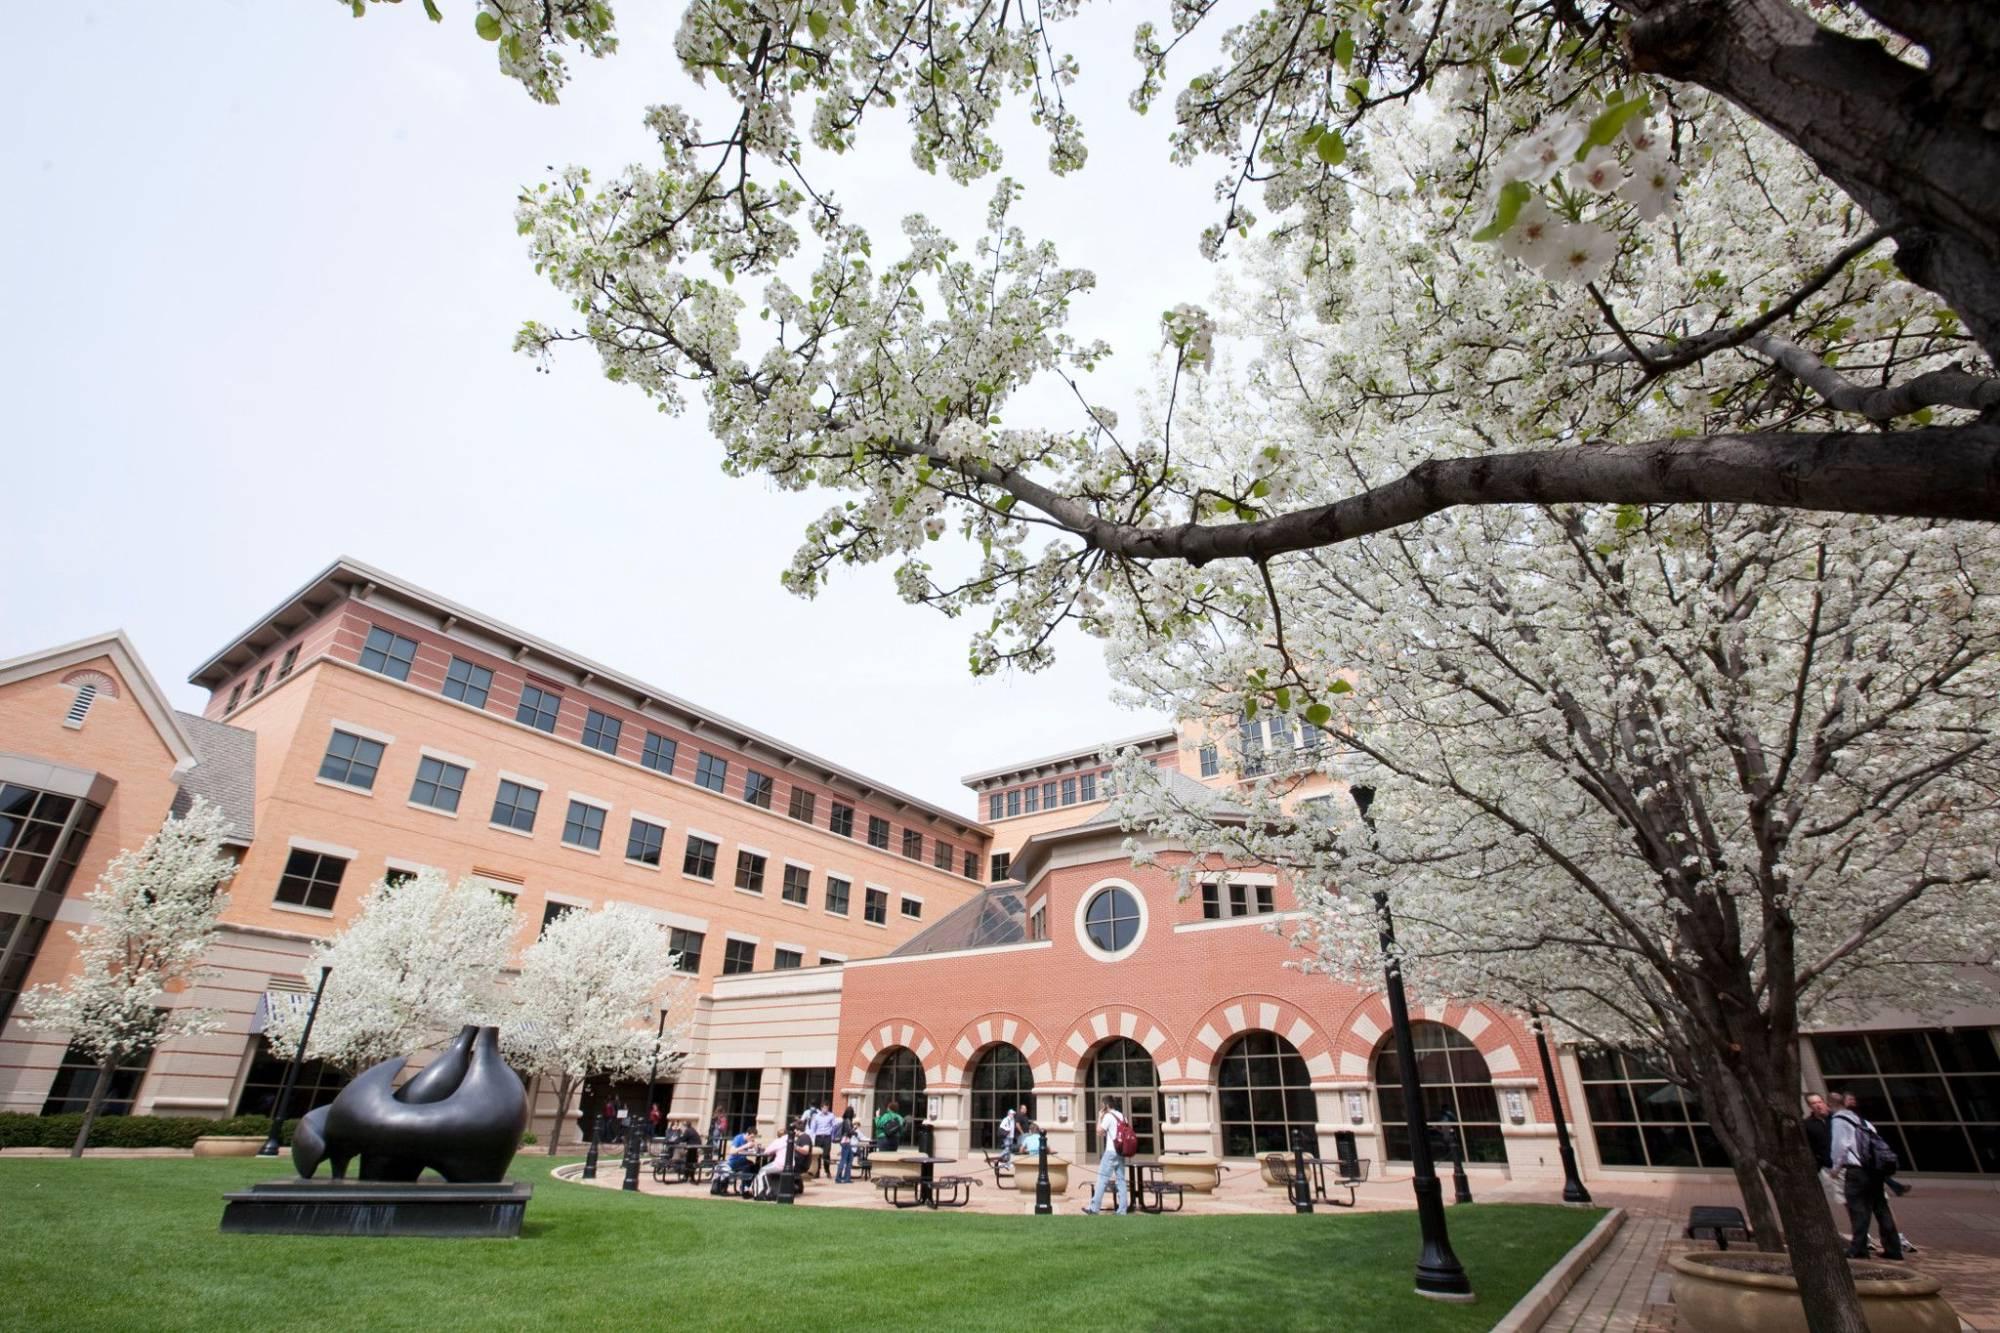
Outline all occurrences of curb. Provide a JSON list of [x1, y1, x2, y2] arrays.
[[1491, 1206, 1628, 1333]]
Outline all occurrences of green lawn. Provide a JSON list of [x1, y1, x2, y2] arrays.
[[0, 1157, 1600, 1331]]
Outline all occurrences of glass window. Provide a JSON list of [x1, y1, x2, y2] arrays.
[[867, 816, 891, 850], [0, 785, 82, 891], [873, 1048, 927, 1132], [1084, 1038, 1159, 1156], [733, 850, 766, 893], [932, 839, 952, 870], [902, 828, 923, 861], [669, 927, 704, 973], [781, 863, 810, 905], [226, 683, 244, 713], [989, 793, 1004, 820], [582, 709, 622, 755], [41, 1038, 156, 1116], [829, 803, 854, 838], [695, 752, 728, 794], [1813, 1028, 2000, 1173], [787, 787, 816, 823], [442, 656, 492, 708], [383, 866, 418, 889], [787, 1068, 834, 1121], [1217, 1032, 1317, 1157], [990, 852, 1011, 883], [539, 899, 578, 937], [1375, 1022, 1507, 1164], [1006, 790, 1022, 817], [900, 896, 922, 921], [626, 817, 666, 867], [744, 770, 775, 809], [562, 801, 605, 850], [1199, 745, 1219, 777], [1201, 883, 1220, 919], [1023, 785, 1039, 814], [317, 730, 385, 790], [970, 1044, 1037, 1151], [276, 645, 301, 679], [774, 948, 803, 970], [1043, 781, 1059, 808], [251, 665, 271, 697], [722, 937, 756, 974], [963, 850, 979, 880], [1079, 772, 1097, 802], [275, 848, 347, 912], [233, 1034, 347, 1118], [359, 626, 418, 681], [516, 684, 561, 732], [825, 877, 850, 916], [491, 780, 540, 832], [682, 835, 718, 879], [1061, 777, 1077, 805], [1082, 887, 1141, 953], [641, 731, 678, 776], [864, 887, 887, 925], [408, 756, 467, 813], [714, 1068, 761, 1135], [1576, 1046, 1724, 1170]]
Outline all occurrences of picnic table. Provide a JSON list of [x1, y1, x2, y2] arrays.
[[1298, 1156, 1371, 1206], [879, 1155, 969, 1208]]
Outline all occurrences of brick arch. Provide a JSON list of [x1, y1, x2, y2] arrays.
[[60, 668, 119, 698], [940, 1012, 1056, 1088], [1051, 1005, 1181, 1085], [1183, 994, 1339, 1084], [1328, 995, 1529, 1082], [845, 1017, 946, 1091]]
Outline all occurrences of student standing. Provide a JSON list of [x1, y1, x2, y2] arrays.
[[1084, 1097, 1131, 1215]]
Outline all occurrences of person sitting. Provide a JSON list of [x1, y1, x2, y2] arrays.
[[725, 1127, 759, 1193], [753, 1127, 795, 1199]]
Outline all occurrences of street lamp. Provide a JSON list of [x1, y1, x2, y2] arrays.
[[1532, 1009, 1592, 1204], [258, 965, 331, 1157], [1033, 1115, 1053, 1215], [1351, 785, 1473, 1301]]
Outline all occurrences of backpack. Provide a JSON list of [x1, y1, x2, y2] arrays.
[[1112, 1113, 1138, 1157], [1839, 1111, 1900, 1177]]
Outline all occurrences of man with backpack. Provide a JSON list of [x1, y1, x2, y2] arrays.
[[1083, 1096, 1135, 1215], [1830, 1094, 1905, 1260], [874, 1101, 906, 1152]]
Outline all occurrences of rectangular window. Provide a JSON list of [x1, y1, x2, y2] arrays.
[[1005, 790, 1021, 817], [824, 876, 850, 916], [932, 839, 953, 870], [277, 645, 301, 680], [682, 834, 718, 880], [318, 730, 386, 790], [1257, 884, 1276, 914], [232, 1034, 347, 1119], [714, 1068, 761, 1134], [626, 817, 666, 867], [774, 948, 803, 970], [963, 850, 978, 880], [226, 683, 244, 713], [990, 852, 1011, 882], [641, 730, 678, 776], [582, 709, 622, 756], [694, 751, 728, 794], [867, 816, 890, 850], [1297, 721, 1322, 752], [668, 927, 704, 974], [787, 787, 816, 824], [491, 780, 541, 832], [276, 848, 347, 912], [443, 656, 491, 708], [1043, 781, 1059, 808], [900, 895, 923, 921], [988, 793, 1003, 820], [722, 937, 757, 974], [864, 888, 888, 925], [360, 626, 418, 681], [1023, 785, 1039, 813], [1079, 772, 1097, 802], [733, 850, 766, 893], [786, 1068, 834, 1121], [901, 828, 923, 861], [829, 803, 854, 838], [539, 899, 578, 937], [1028, 905, 1045, 941], [1229, 882, 1249, 916], [782, 863, 810, 905], [1199, 745, 1220, 777], [408, 756, 468, 813], [743, 770, 775, 809], [1201, 883, 1220, 919], [516, 684, 561, 732], [562, 800, 606, 851], [1062, 777, 1077, 805], [384, 866, 418, 890], [40, 1038, 156, 1116], [251, 665, 271, 697]]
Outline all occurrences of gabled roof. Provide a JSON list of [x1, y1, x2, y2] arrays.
[[1006, 770, 1251, 887], [0, 631, 198, 774], [170, 712, 257, 845], [959, 727, 1179, 789]]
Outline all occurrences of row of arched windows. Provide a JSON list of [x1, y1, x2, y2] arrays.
[[870, 1022, 1502, 1160]]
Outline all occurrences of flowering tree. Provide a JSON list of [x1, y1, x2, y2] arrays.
[[501, 903, 688, 1155], [263, 868, 516, 1072], [18, 800, 235, 1157]]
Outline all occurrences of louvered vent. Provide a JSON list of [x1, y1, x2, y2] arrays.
[[63, 682, 98, 729]]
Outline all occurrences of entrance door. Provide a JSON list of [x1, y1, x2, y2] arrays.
[[1083, 1037, 1160, 1157]]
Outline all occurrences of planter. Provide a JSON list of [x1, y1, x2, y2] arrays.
[[1259, 1158, 1290, 1189], [870, 1151, 922, 1181], [193, 1135, 268, 1158], [1161, 1156, 1222, 1194], [1010, 1157, 1070, 1193], [1670, 1251, 1958, 1333]]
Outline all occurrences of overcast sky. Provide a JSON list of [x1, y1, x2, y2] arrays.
[[3, 3, 1231, 817]]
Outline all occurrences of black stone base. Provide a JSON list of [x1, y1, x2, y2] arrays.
[[220, 1179, 532, 1238]]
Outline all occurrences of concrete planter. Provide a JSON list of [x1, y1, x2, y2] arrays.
[[870, 1151, 922, 1181], [193, 1135, 268, 1158], [1161, 1156, 1221, 1193], [1258, 1157, 1289, 1188], [1669, 1251, 1958, 1333], [1010, 1157, 1070, 1193]]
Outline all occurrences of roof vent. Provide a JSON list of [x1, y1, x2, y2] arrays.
[[63, 682, 98, 729]]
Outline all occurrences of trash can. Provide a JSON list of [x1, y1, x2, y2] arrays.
[[1334, 1130, 1359, 1175]]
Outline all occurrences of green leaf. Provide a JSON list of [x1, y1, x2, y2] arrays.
[[995, 495, 1017, 514], [1251, 479, 1272, 498], [1304, 703, 1333, 726], [1315, 129, 1347, 167], [1244, 697, 1259, 721], [1334, 29, 1355, 70], [1346, 77, 1369, 107], [1328, 679, 1353, 695], [808, 11, 830, 41], [1581, 96, 1649, 152], [1498, 42, 1531, 65], [422, 0, 443, 21], [1275, 687, 1292, 712], [475, 10, 502, 40], [1615, 504, 1642, 531], [1471, 180, 1533, 242], [1912, 407, 1934, 425]]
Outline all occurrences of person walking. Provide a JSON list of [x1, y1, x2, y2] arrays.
[[1830, 1095, 1905, 1260], [997, 1105, 1019, 1168], [1083, 1097, 1131, 1215]]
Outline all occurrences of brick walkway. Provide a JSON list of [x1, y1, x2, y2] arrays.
[[1536, 1211, 1675, 1332]]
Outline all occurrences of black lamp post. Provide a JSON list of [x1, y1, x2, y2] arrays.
[[1033, 1118, 1053, 1215], [1532, 1009, 1592, 1204], [1291, 1126, 1315, 1213], [258, 965, 331, 1157], [1352, 785, 1473, 1301], [1437, 1108, 1473, 1204], [583, 1110, 602, 1180]]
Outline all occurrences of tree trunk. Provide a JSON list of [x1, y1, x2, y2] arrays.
[[70, 1053, 121, 1159], [1760, 1124, 1869, 1333], [1730, 1156, 1783, 1250], [545, 1074, 576, 1156]]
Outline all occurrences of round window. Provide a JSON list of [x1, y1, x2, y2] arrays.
[[1082, 887, 1142, 954]]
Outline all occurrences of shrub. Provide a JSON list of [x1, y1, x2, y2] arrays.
[[0, 1113, 297, 1150]]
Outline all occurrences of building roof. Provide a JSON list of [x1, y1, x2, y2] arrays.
[[1005, 770, 1252, 887], [170, 712, 256, 845], [888, 886, 1031, 956], [188, 557, 988, 840], [958, 727, 1179, 789], [0, 630, 198, 774]]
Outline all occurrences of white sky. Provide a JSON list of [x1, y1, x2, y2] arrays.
[[2, 3, 1232, 818]]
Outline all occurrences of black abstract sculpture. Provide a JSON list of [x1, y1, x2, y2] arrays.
[[293, 1025, 528, 1184]]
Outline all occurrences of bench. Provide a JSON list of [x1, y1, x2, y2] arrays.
[[929, 1175, 978, 1208], [877, 1177, 922, 1209], [1136, 1164, 1185, 1214], [1686, 1205, 1752, 1251], [983, 1152, 1015, 1188], [1323, 1159, 1371, 1208]]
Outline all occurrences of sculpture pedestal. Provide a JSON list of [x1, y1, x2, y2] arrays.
[[220, 1179, 532, 1238]]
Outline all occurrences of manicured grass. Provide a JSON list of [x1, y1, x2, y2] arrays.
[[0, 1156, 1600, 1331]]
